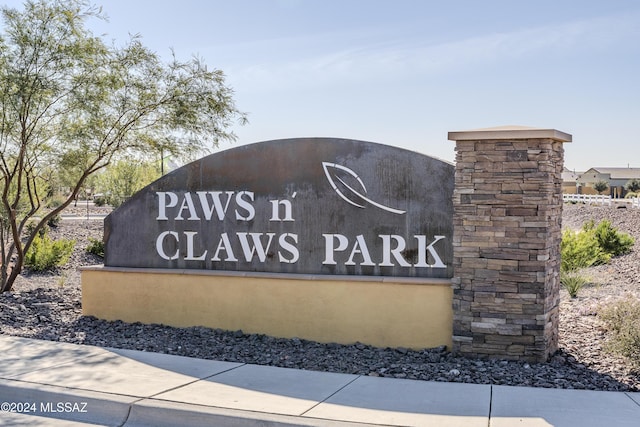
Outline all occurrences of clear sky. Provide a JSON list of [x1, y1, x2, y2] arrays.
[[4, 0, 640, 171]]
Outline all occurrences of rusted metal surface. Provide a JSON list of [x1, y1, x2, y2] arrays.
[[104, 138, 454, 278]]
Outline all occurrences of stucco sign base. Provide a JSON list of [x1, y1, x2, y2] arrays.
[[81, 267, 453, 350]]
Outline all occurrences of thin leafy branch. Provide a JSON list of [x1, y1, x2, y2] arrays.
[[0, 0, 246, 292]]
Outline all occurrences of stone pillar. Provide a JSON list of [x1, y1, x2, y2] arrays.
[[448, 126, 571, 362]]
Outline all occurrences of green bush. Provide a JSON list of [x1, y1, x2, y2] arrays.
[[45, 194, 66, 209], [560, 270, 589, 298], [86, 238, 104, 258], [93, 196, 107, 207], [593, 180, 609, 194], [561, 220, 634, 272], [24, 233, 75, 271], [25, 221, 48, 238], [590, 220, 634, 256], [599, 296, 640, 368], [560, 229, 610, 271], [625, 178, 640, 193], [46, 213, 62, 228]]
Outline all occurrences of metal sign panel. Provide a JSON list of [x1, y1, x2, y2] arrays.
[[104, 138, 454, 278]]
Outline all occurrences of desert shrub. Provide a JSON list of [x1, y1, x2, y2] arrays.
[[96, 159, 160, 208], [593, 180, 609, 194], [24, 233, 75, 271], [561, 229, 610, 271], [45, 194, 67, 209], [560, 270, 589, 298], [86, 238, 105, 258], [561, 220, 634, 272], [25, 221, 48, 238], [46, 213, 62, 228], [599, 296, 640, 368], [93, 196, 107, 207], [625, 178, 640, 193], [589, 220, 634, 256]]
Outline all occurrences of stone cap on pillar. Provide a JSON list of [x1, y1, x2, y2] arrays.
[[448, 125, 572, 142]]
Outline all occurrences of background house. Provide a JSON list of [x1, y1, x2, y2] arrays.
[[575, 167, 640, 197], [562, 167, 581, 194]]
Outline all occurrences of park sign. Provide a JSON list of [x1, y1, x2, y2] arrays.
[[104, 138, 454, 279], [86, 127, 570, 357]]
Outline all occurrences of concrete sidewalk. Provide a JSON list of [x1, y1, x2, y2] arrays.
[[0, 335, 638, 426]]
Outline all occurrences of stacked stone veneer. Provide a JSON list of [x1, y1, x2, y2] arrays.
[[448, 127, 572, 362]]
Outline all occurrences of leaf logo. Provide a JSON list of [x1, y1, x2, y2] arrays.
[[322, 162, 406, 215]]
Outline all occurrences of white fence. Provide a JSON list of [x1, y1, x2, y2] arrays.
[[563, 194, 640, 208], [563, 194, 611, 205]]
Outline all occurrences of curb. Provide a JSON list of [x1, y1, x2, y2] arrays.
[[126, 399, 374, 427], [0, 378, 132, 426], [0, 378, 374, 427]]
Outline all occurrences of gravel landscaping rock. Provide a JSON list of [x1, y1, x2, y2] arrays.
[[1, 203, 638, 391]]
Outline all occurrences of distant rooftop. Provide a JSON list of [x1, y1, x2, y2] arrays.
[[586, 167, 640, 179]]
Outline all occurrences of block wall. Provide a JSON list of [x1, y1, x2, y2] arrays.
[[451, 138, 565, 362]]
